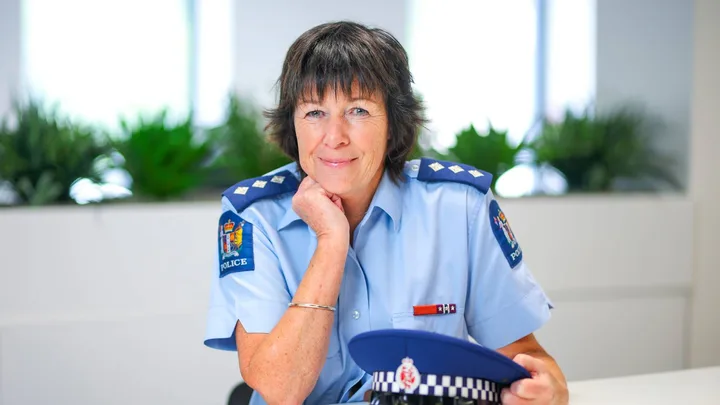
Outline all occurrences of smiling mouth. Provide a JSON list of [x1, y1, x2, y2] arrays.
[[319, 157, 357, 167]]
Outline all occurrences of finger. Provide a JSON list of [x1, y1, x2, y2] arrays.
[[329, 193, 344, 211], [509, 376, 551, 400], [501, 388, 534, 405], [327, 192, 345, 212], [307, 180, 332, 197], [298, 176, 316, 191], [513, 353, 548, 376]]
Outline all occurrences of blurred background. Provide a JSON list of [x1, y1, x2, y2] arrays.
[[0, 0, 718, 404]]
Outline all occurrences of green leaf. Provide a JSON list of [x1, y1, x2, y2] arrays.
[[113, 108, 213, 200], [0, 97, 110, 205], [203, 93, 292, 188], [528, 105, 680, 192], [442, 123, 521, 191]]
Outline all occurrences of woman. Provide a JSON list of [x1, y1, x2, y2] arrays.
[[204, 21, 568, 405]]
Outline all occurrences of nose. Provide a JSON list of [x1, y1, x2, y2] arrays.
[[323, 115, 349, 148]]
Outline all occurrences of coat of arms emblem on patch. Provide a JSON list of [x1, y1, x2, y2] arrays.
[[220, 218, 244, 259], [493, 209, 517, 249]]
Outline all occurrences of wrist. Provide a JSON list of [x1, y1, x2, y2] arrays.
[[317, 233, 349, 249], [314, 236, 349, 271], [551, 379, 569, 405], [557, 385, 569, 405]]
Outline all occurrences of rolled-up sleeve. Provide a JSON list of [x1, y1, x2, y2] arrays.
[[204, 198, 290, 351], [464, 190, 553, 350]]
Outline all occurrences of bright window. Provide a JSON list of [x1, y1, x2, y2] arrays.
[[406, 0, 539, 149], [193, 0, 234, 128], [21, 0, 191, 130], [545, 0, 595, 119]]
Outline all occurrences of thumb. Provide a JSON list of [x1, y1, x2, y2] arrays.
[[512, 353, 547, 376]]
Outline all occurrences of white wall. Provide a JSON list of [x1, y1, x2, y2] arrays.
[[503, 195, 694, 380], [0, 203, 242, 405], [592, 0, 720, 369], [595, 0, 694, 189], [689, 0, 720, 368]]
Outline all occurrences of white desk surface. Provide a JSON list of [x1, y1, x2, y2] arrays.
[[334, 366, 720, 405], [567, 366, 720, 405]]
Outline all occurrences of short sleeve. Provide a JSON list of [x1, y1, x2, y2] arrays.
[[204, 198, 291, 351], [464, 190, 553, 350]]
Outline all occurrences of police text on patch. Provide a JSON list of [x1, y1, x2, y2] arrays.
[[218, 211, 255, 277]]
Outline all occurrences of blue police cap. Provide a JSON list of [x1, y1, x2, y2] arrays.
[[348, 329, 531, 404]]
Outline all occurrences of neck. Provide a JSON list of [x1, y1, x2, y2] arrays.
[[342, 169, 384, 239], [343, 193, 374, 234]]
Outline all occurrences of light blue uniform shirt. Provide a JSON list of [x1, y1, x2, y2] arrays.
[[204, 158, 553, 405]]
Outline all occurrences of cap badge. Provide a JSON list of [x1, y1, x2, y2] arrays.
[[395, 357, 421, 391]]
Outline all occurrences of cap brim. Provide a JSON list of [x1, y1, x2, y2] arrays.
[[348, 329, 531, 385]]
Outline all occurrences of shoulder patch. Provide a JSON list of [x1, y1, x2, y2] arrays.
[[415, 158, 492, 194], [218, 210, 255, 277], [222, 170, 300, 213], [489, 199, 523, 268]]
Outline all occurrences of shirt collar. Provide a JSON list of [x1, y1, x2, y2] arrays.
[[277, 199, 302, 231], [369, 169, 403, 231], [277, 169, 404, 231]]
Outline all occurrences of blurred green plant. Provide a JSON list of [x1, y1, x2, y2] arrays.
[[436, 124, 522, 191], [0, 98, 109, 205], [204, 94, 291, 188], [528, 106, 681, 192], [113, 109, 214, 200]]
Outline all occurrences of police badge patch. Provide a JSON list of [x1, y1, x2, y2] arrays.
[[218, 211, 254, 277], [489, 200, 522, 269]]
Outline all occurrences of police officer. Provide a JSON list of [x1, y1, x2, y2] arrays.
[[204, 20, 568, 405]]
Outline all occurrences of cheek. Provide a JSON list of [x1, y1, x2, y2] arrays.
[[358, 135, 387, 172], [377, 133, 389, 153], [294, 122, 313, 152], [293, 122, 318, 168], [355, 120, 388, 153], [371, 127, 389, 158]]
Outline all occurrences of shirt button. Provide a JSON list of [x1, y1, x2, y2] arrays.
[[352, 310, 361, 320]]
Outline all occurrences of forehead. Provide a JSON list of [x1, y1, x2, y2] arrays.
[[297, 81, 383, 105]]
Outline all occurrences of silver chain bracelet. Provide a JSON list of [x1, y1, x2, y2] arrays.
[[288, 302, 337, 312]]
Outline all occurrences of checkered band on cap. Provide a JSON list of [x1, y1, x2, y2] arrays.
[[371, 371, 501, 402]]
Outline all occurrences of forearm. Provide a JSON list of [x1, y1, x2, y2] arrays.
[[244, 238, 348, 404]]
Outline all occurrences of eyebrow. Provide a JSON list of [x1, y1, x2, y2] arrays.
[[297, 96, 377, 106]]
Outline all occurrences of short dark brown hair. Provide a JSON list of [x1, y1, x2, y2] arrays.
[[264, 21, 427, 183]]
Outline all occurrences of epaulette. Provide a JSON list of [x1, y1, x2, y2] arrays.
[[414, 157, 493, 194], [221, 170, 300, 213]]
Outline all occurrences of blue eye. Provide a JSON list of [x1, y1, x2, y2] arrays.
[[351, 108, 369, 116], [305, 110, 323, 118]]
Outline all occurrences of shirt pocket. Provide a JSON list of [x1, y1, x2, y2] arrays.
[[390, 306, 468, 339]]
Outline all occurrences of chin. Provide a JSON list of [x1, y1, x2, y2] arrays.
[[315, 176, 355, 196]]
